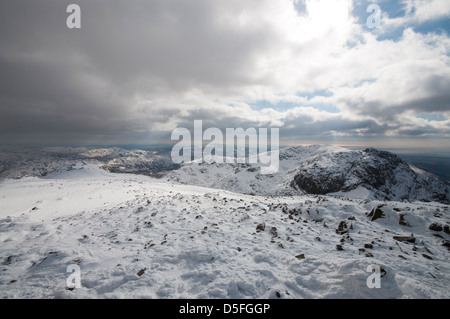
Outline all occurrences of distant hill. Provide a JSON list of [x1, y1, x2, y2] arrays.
[[1, 145, 449, 203], [166, 145, 450, 204]]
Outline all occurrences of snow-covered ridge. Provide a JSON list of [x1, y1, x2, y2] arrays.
[[0, 146, 178, 180], [166, 145, 450, 204], [1, 145, 449, 203]]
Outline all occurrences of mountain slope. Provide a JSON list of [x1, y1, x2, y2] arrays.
[[165, 145, 450, 204], [290, 147, 450, 203], [1, 145, 449, 203], [0, 146, 178, 179], [0, 164, 449, 298]]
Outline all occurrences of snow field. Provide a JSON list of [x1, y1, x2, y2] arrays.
[[0, 164, 449, 298]]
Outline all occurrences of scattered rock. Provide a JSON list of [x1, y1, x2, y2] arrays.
[[364, 243, 373, 249], [365, 253, 374, 258], [72, 258, 81, 265], [368, 206, 385, 221], [398, 214, 410, 227], [336, 221, 348, 235], [137, 268, 146, 277], [2, 256, 12, 265], [143, 221, 153, 228], [444, 225, 450, 235], [422, 254, 433, 260], [336, 244, 344, 251], [295, 254, 305, 260], [429, 223, 443, 232], [270, 227, 278, 236], [256, 223, 266, 232], [144, 241, 155, 249], [393, 236, 415, 244], [424, 247, 434, 255]]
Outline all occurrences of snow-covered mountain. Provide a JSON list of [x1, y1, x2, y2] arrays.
[[166, 145, 450, 204], [0, 145, 449, 299], [0, 163, 448, 298], [0, 146, 178, 179], [1, 145, 449, 204]]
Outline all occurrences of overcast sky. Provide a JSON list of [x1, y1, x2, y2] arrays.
[[0, 0, 449, 148]]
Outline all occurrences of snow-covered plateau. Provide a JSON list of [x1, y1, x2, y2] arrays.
[[0, 145, 448, 298]]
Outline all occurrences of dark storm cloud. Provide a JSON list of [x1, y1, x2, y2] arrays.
[[0, 1, 129, 137], [0, 0, 449, 145], [282, 114, 390, 137], [0, 0, 277, 143], [339, 89, 450, 125], [335, 71, 450, 129], [399, 75, 450, 114]]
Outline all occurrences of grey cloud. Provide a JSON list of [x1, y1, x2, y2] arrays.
[[337, 72, 450, 129], [0, 0, 278, 143], [282, 115, 391, 137], [0, 0, 449, 145]]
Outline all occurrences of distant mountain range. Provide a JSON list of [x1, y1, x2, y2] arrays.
[[166, 145, 450, 204], [0, 146, 178, 179], [1, 144, 449, 204]]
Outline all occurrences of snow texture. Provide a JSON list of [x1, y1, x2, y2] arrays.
[[0, 161, 449, 299]]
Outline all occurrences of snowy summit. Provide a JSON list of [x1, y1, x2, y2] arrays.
[[0, 145, 449, 299]]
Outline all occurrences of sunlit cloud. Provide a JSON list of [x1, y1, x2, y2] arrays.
[[0, 0, 449, 147]]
